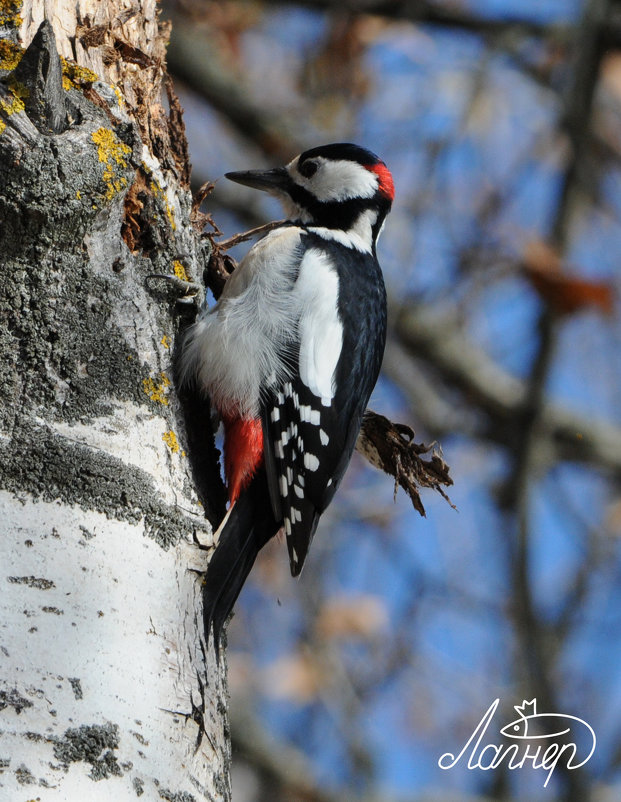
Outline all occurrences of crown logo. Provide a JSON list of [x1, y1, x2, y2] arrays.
[[514, 699, 537, 719]]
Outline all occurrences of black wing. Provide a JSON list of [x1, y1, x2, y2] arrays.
[[261, 235, 387, 576]]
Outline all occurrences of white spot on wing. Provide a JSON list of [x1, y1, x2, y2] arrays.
[[279, 475, 288, 497], [294, 484, 304, 498], [304, 453, 320, 471], [319, 429, 329, 446], [271, 408, 280, 422]]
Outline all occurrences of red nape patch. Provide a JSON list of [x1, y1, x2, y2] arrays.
[[222, 415, 264, 504], [366, 162, 395, 201]]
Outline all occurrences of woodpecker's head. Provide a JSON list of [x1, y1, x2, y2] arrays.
[[226, 143, 394, 250]]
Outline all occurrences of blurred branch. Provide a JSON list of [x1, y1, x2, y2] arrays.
[[383, 337, 475, 438], [231, 702, 504, 802], [260, 0, 569, 38], [394, 305, 621, 479], [502, 3, 610, 800], [165, 13, 306, 160], [554, 0, 611, 246], [231, 702, 342, 802]]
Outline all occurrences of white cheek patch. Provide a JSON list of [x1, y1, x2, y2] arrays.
[[289, 157, 378, 202]]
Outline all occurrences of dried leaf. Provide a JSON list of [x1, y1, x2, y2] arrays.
[[523, 240, 614, 317], [113, 37, 155, 68], [300, 15, 373, 101], [606, 498, 621, 536], [602, 52, 621, 103], [191, 180, 218, 233], [357, 411, 454, 516]]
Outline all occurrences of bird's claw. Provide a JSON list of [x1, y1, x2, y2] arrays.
[[146, 273, 204, 311]]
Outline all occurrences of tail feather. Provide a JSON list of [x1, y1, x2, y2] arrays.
[[204, 468, 278, 655]]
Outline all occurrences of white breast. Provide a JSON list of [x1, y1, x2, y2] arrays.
[[179, 227, 304, 418]]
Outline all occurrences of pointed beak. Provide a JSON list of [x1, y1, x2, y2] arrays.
[[225, 166, 290, 194]]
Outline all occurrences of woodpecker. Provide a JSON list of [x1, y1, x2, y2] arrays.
[[181, 143, 393, 650]]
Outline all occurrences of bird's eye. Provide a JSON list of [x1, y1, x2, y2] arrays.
[[299, 160, 318, 179]]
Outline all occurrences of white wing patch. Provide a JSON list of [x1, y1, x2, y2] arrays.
[[294, 248, 342, 406]]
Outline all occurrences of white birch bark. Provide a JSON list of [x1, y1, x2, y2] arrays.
[[1, 1, 230, 798]]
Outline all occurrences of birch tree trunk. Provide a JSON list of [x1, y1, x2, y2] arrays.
[[0, 2, 230, 799]]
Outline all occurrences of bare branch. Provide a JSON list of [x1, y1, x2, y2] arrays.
[[259, 0, 568, 38], [166, 14, 305, 160], [394, 305, 621, 478]]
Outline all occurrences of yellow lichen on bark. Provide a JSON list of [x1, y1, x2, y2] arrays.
[[172, 260, 188, 282], [0, 0, 23, 28], [91, 127, 131, 201], [142, 373, 171, 406], [0, 90, 24, 115], [162, 430, 180, 453], [0, 39, 23, 70], [150, 179, 176, 231], [0, 43, 29, 136], [60, 56, 98, 91]]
